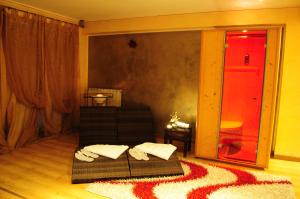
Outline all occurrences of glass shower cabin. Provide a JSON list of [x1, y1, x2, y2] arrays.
[[218, 30, 267, 163]]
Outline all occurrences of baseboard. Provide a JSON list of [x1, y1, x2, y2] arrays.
[[269, 157, 300, 175], [274, 154, 300, 162]]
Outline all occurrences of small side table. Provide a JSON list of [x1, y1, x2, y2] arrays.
[[164, 127, 192, 157]]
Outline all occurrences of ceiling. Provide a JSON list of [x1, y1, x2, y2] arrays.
[[10, 0, 300, 21]]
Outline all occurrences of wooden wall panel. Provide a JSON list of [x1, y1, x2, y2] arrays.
[[195, 30, 225, 158], [79, 29, 89, 106], [195, 28, 282, 168], [256, 28, 282, 168]]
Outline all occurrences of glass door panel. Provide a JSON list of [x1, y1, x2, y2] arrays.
[[218, 30, 267, 163]]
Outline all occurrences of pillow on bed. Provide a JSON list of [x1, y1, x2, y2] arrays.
[[84, 145, 129, 159], [135, 142, 177, 160]]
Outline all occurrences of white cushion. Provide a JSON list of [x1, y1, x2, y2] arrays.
[[84, 145, 129, 159], [135, 142, 177, 160]]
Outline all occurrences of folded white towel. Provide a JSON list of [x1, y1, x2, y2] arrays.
[[175, 121, 190, 128], [84, 145, 129, 159], [135, 142, 177, 160]]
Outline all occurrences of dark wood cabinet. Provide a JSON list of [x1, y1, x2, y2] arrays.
[[79, 106, 155, 146]]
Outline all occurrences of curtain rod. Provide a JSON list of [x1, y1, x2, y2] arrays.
[[0, 5, 80, 26]]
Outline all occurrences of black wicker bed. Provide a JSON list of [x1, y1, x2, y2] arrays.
[[72, 151, 183, 184], [72, 105, 184, 184]]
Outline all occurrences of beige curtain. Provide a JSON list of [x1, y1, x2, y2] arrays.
[[0, 8, 79, 152], [43, 20, 79, 134], [6, 94, 38, 148], [2, 9, 44, 149], [42, 77, 62, 135], [4, 9, 46, 108], [0, 11, 10, 153]]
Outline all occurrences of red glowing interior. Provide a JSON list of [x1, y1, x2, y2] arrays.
[[218, 30, 267, 163]]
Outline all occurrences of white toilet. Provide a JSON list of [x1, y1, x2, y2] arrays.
[[219, 120, 244, 155], [220, 120, 243, 135]]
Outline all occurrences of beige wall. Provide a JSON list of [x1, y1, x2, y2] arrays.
[[80, 7, 300, 158], [88, 32, 199, 135]]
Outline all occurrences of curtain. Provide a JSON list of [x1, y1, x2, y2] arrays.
[[44, 20, 78, 113], [4, 9, 45, 108], [6, 94, 38, 148], [0, 11, 10, 153], [43, 19, 79, 134], [42, 78, 62, 135], [2, 9, 44, 148], [0, 8, 79, 152]]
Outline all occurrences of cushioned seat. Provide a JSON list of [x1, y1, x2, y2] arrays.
[[79, 106, 155, 146], [72, 151, 184, 184]]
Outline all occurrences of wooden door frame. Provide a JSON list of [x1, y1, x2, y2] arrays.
[[195, 25, 283, 168]]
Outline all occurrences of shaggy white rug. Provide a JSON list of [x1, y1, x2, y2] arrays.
[[86, 159, 295, 199]]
